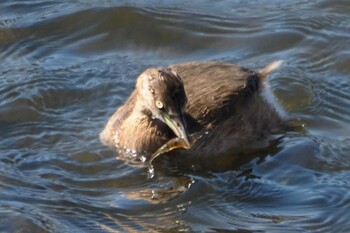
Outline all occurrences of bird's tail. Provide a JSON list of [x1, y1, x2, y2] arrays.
[[259, 60, 283, 77]]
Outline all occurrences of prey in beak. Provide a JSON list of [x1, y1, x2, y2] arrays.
[[147, 109, 191, 171], [148, 112, 191, 172]]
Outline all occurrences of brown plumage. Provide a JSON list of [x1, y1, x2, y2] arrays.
[[100, 61, 283, 159]]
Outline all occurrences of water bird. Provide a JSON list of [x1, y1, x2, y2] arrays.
[[100, 61, 283, 160]]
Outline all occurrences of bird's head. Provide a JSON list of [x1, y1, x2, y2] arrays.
[[136, 67, 190, 148]]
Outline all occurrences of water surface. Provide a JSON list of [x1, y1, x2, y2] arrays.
[[1, 0, 350, 232]]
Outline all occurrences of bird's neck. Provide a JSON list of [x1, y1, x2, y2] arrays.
[[119, 97, 168, 154]]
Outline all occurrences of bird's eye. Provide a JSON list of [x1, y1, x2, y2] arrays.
[[155, 100, 164, 109]]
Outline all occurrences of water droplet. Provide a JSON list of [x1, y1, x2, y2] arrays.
[[151, 189, 158, 199], [148, 86, 154, 94], [140, 155, 146, 162], [147, 165, 155, 179]]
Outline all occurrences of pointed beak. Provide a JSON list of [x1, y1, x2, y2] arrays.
[[161, 112, 191, 149]]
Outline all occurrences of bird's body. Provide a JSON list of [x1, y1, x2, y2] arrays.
[[100, 61, 283, 159]]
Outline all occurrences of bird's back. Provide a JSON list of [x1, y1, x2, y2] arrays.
[[169, 62, 264, 129], [168, 61, 283, 157]]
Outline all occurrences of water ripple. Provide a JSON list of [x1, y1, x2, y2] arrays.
[[1, 0, 350, 232]]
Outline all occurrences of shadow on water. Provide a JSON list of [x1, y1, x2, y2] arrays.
[[1, 0, 350, 232]]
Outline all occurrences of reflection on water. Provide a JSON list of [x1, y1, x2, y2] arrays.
[[1, 0, 350, 232]]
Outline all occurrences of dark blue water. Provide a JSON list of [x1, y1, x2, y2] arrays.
[[1, 0, 350, 232]]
